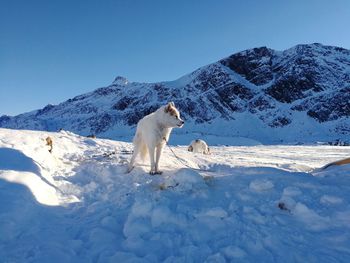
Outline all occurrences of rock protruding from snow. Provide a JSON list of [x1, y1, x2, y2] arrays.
[[112, 76, 128, 86]]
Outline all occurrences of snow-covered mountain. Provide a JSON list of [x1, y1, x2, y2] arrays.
[[1, 43, 349, 144]]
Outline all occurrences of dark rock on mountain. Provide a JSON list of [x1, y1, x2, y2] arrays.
[[306, 87, 350, 122], [220, 47, 274, 85]]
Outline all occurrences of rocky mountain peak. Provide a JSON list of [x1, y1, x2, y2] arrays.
[[112, 76, 128, 86]]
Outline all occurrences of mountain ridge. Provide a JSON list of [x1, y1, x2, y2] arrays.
[[1, 43, 349, 144]]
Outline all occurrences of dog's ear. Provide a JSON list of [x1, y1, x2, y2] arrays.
[[169, 101, 175, 107], [165, 102, 173, 113]]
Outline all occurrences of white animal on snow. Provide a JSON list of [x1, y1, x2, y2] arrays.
[[128, 102, 184, 174], [188, 139, 210, 155]]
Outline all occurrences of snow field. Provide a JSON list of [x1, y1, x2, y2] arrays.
[[0, 128, 350, 262]]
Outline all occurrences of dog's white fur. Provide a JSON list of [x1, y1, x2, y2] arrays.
[[188, 139, 210, 155], [128, 102, 184, 174]]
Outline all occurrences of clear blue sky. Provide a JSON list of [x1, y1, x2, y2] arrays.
[[1, 0, 350, 116]]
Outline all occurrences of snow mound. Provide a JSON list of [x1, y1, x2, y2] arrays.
[[249, 179, 274, 192], [162, 168, 207, 192]]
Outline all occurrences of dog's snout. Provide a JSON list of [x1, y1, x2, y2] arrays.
[[177, 120, 185, 127]]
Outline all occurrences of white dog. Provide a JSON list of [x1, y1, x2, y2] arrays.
[[188, 139, 210, 155], [128, 102, 184, 174]]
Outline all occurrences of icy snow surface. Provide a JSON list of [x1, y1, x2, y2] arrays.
[[0, 128, 350, 262]]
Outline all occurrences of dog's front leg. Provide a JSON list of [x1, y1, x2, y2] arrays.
[[148, 145, 156, 175], [155, 144, 164, 174]]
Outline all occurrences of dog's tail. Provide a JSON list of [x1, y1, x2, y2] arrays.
[[139, 143, 148, 161], [133, 132, 148, 161]]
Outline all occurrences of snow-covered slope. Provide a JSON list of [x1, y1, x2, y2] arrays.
[[1, 128, 350, 262], [1, 43, 350, 144]]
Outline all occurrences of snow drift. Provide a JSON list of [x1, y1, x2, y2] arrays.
[[1, 128, 350, 262]]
